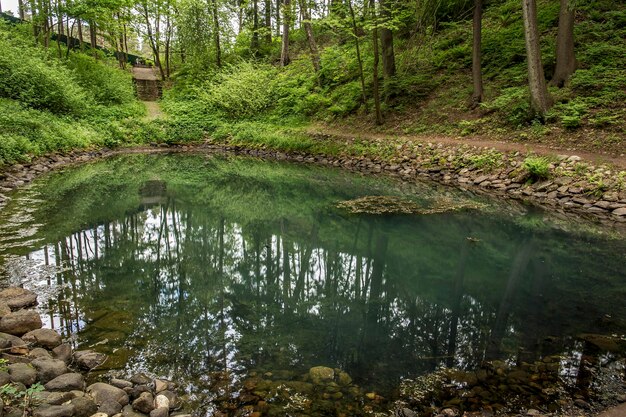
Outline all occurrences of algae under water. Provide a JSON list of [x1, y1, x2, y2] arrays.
[[0, 153, 625, 416]]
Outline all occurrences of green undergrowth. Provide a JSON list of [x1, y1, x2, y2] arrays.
[[0, 21, 143, 166], [161, 0, 624, 147]]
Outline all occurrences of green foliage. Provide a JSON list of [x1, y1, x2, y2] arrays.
[[0, 99, 102, 165], [328, 81, 363, 116], [523, 156, 551, 182], [483, 87, 531, 126], [0, 38, 90, 116], [0, 382, 44, 408], [195, 62, 278, 119], [66, 53, 136, 106], [467, 150, 504, 171]]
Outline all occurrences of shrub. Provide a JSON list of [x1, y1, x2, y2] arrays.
[[66, 53, 135, 105], [195, 62, 278, 119], [0, 99, 100, 165], [523, 156, 550, 182], [0, 39, 90, 116], [484, 87, 532, 126]]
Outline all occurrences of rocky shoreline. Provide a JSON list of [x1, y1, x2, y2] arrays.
[[0, 286, 187, 417], [0, 139, 625, 227]]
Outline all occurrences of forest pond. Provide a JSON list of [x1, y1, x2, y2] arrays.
[[0, 153, 625, 416]]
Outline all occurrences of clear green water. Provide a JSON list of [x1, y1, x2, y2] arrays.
[[0, 153, 625, 415]]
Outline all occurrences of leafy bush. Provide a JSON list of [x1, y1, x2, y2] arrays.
[[0, 99, 101, 165], [66, 53, 135, 105], [195, 62, 278, 119], [0, 39, 90, 116], [484, 87, 531, 126], [328, 81, 363, 116], [523, 156, 550, 182]]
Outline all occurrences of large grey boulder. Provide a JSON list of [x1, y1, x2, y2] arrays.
[[0, 288, 38, 310], [30, 348, 53, 360], [97, 399, 123, 417], [87, 383, 129, 407], [45, 373, 86, 392], [52, 344, 73, 364], [131, 392, 154, 414], [8, 362, 37, 386], [0, 310, 42, 335], [0, 331, 29, 354], [70, 397, 99, 417], [121, 405, 147, 417], [149, 408, 168, 417], [22, 329, 62, 349], [32, 358, 68, 383], [39, 391, 75, 406], [33, 404, 75, 417]]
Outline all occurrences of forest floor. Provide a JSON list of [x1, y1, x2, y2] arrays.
[[308, 123, 626, 169]]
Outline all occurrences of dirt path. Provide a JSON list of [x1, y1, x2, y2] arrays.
[[142, 101, 164, 121], [307, 125, 626, 170]]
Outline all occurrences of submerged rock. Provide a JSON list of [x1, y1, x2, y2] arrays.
[[309, 366, 334, 384], [74, 350, 107, 370], [122, 404, 148, 417], [149, 408, 168, 417]]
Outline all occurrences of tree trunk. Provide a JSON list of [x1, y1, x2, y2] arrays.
[[264, 0, 272, 44], [471, 0, 483, 107], [370, 0, 382, 124], [521, 0, 552, 117], [18, 0, 25, 20], [280, 0, 290, 66], [252, 0, 259, 54], [237, 0, 243, 35], [299, 0, 320, 72], [276, 0, 280, 37], [30, 0, 39, 43], [55, 0, 63, 58], [212, 0, 222, 67], [550, 0, 576, 87], [348, 0, 367, 108], [89, 21, 97, 57], [165, 11, 172, 76], [142, 6, 166, 80], [65, 19, 74, 58], [77, 20, 84, 51], [379, 0, 395, 77], [117, 13, 126, 69]]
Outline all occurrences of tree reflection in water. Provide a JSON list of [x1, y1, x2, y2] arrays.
[[0, 154, 624, 413]]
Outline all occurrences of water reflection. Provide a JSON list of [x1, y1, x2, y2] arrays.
[[0, 155, 624, 414]]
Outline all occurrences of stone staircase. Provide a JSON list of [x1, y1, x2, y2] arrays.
[[132, 65, 161, 101]]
